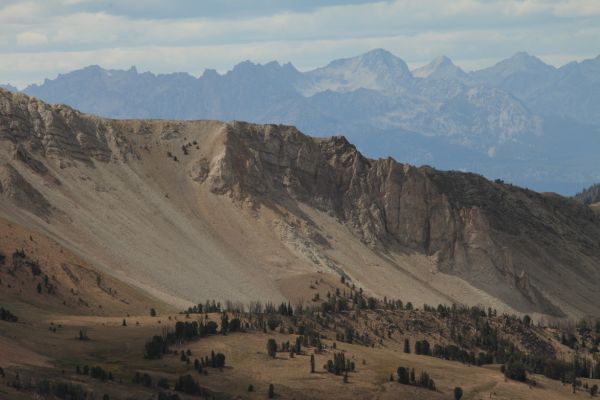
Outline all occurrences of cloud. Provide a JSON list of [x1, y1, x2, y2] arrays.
[[16, 31, 48, 46], [0, 1, 45, 22]]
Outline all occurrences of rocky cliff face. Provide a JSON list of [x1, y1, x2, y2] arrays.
[[203, 121, 600, 316], [1, 88, 600, 317], [0, 90, 116, 163]]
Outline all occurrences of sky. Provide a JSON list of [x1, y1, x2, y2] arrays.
[[1, 0, 599, 88]]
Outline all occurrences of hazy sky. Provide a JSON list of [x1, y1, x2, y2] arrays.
[[1, 0, 599, 88]]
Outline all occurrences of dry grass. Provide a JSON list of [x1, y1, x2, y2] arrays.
[[0, 308, 595, 400]]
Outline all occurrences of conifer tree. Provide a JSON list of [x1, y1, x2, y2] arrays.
[[454, 387, 463, 400], [397, 367, 409, 384], [268, 384, 275, 398], [267, 339, 277, 358]]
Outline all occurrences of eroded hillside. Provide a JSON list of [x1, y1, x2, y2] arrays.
[[1, 88, 599, 318]]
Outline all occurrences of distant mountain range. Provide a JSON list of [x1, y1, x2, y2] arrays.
[[4, 49, 600, 194], [0, 83, 17, 92]]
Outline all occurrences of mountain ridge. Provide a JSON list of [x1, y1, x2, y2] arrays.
[[2, 87, 600, 319]]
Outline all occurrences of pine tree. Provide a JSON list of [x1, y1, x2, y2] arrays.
[[221, 313, 229, 335], [454, 387, 463, 400], [310, 354, 315, 373], [295, 336, 302, 353], [268, 383, 275, 398], [397, 367, 409, 384], [214, 353, 225, 368], [267, 339, 277, 358]]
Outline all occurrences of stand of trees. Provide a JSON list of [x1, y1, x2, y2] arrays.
[[132, 372, 153, 387], [415, 304, 599, 385], [174, 374, 211, 397], [324, 352, 355, 375], [503, 361, 527, 382], [146, 292, 600, 396], [37, 380, 88, 400], [395, 366, 435, 390], [144, 320, 219, 359], [75, 365, 113, 382], [414, 340, 431, 355]]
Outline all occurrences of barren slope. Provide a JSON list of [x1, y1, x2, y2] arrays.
[[1, 88, 599, 318]]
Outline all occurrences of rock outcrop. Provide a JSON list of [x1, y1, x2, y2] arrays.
[[0, 90, 113, 164]]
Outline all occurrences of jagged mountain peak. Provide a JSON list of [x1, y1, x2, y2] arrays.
[[558, 54, 600, 82], [230, 59, 299, 72], [474, 51, 555, 79], [504, 51, 553, 70], [413, 55, 466, 80], [430, 55, 454, 67], [226, 59, 302, 82], [322, 48, 410, 74], [356, 48, 402, 65], [468, 51, 558, 102], [510, 51, 535, 60], [300, 49, 411, 95]]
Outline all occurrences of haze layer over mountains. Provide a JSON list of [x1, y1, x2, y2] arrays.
[[7, 49, 600, 195]]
